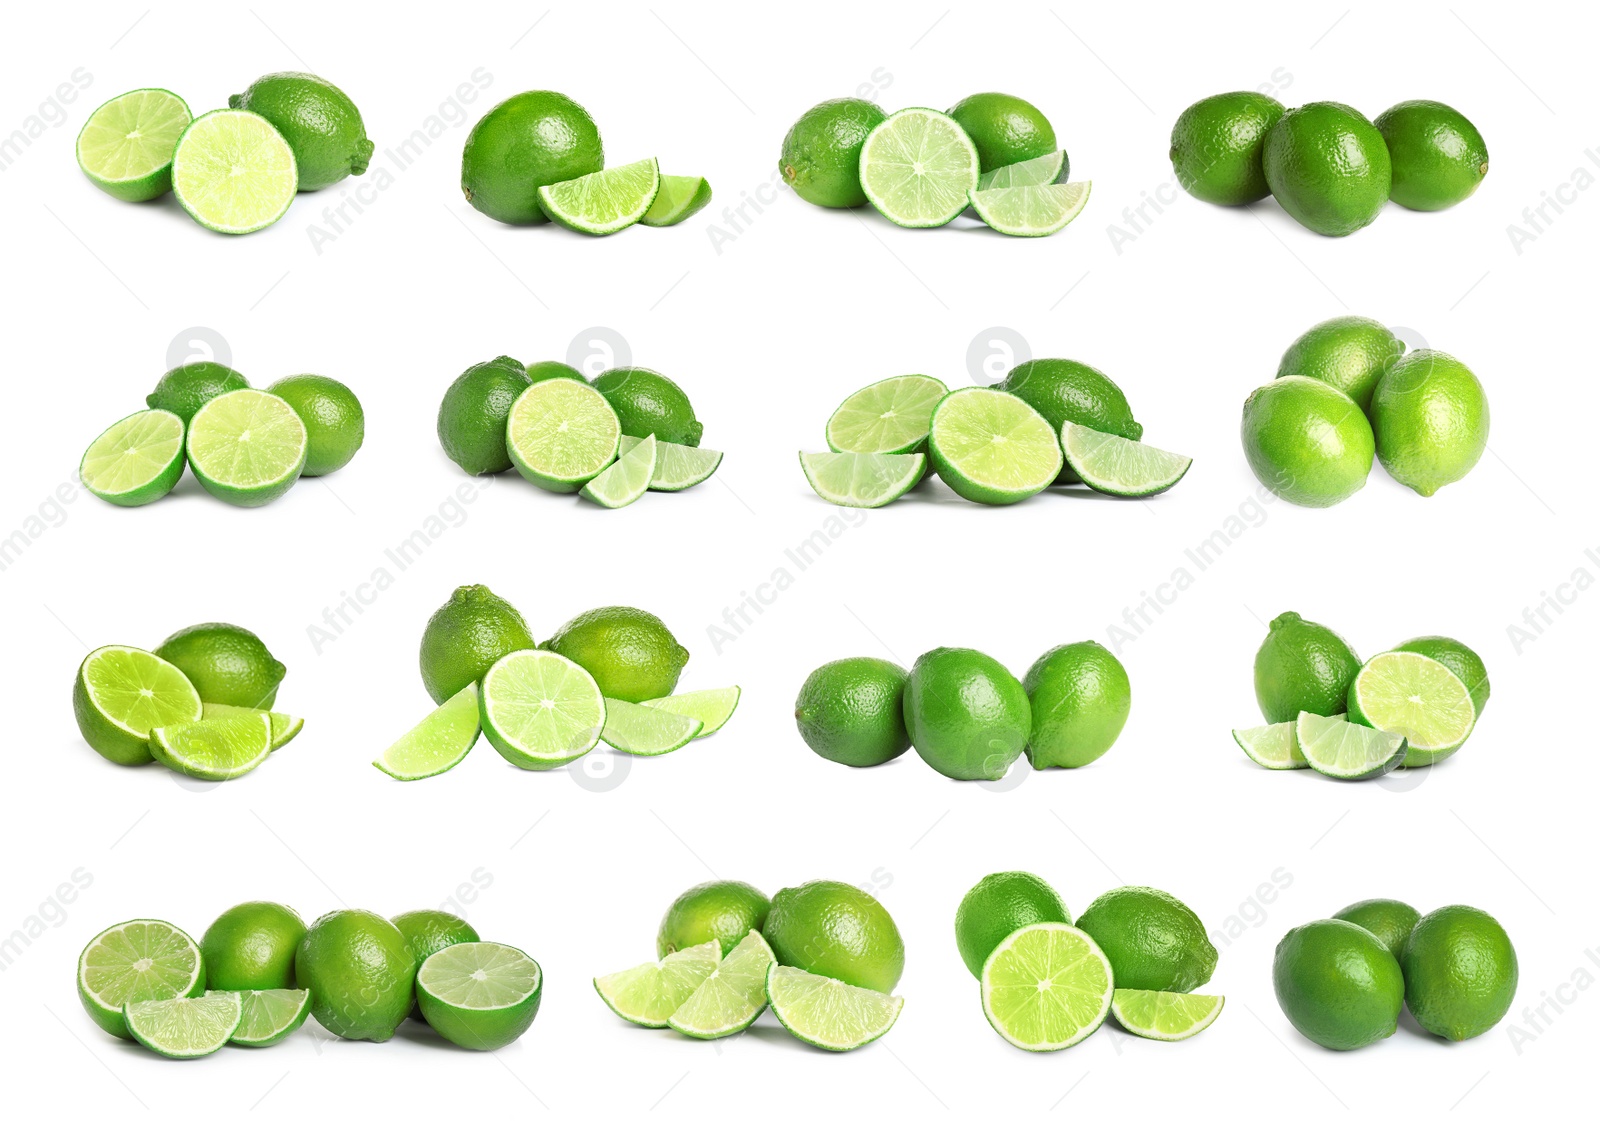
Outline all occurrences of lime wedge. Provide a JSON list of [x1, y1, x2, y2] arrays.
[[202, 703, 302, 750], [619, 435, 722, 490], [977, 150, 1069, 190], [186, 388, 308, 506], [374, 683, 481, 780], [669, 930, 776, 1039], [505, 378, 620, 493], [595, 942, 722, 1028], [150, 712, 274, 781], [126, 992, 241, 1059], [171, 109, 297, 234], [800, 450, 925, 508], [581, 433, 656, 508], [640, 174, 712, 227], [980, 921, 1113, 1051], [825, 374, 949, 454], [1348, 651, 1477, 766], [601, 697, 703, 756], [74, 646, 202, 767], [970, 181, 1092, 237], [77, 919, 206, 1038], [537, 157, 660, 235], [77, 89, 192, 202], [417, 942, 543, 1051], [81, 409, 186, 506], [1061, 423, 1191, 497], [1232, 721, 1306, 770], [766, 963, 904, 1051], [1296, 711, 1406, 780], [1110, 989, 1224, 1041], [232, 988, 311, 1047], [479, 649, 604, 770], [928, 388, 1062, 504], [860, 108, 980, 228], [642, 686, 740, 737]]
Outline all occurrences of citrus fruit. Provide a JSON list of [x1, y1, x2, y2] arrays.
[[766, 964, 903, 1051], [763, 880, 904, 994], [478, 648, 604, 769], [229, 72, 372, 191], [980, 922, 1113, 1051], [149, 712, 274, 780], [668, 929, 776, 1039], [1401, 905, 1518, 1040], [977, 149, 1068, 190], [232, 988, 312, 1046], [185, 388, 308, 506], [1392, 636, 1490, 714], [1374, 100, 1488, 211], [903, 647, 1030, 781], [1240, 376, 1374, 507], [927, 387, 1062, 504], [74, 645, 202, 766], [76, 88, 191, 201], [393, 909, 480, 1020], [1370, 349, 1489, 497], [417, 941, 543, 1050], [461, 90, 604, 224], [80, 409, 186, 507], [590, 367, 703, 447], [201, 703, 303, 750], [954, 871, 1072, 979], [640, 174, 712, 226], [825, 373, 947, 455], [1347, 650, 1476, 766], [1273, 918, 1404, 1050], [1111, 989, 1224, 1041], [618, 434, 721, 490], [267, 374, 364, 476], [505, 378, 621, 492], [543, 605, 689, 703], [946, 92, 1056, 173], [1276, 316, 1404, 414], [779, 97, 887, 208], [201, 901, 307, 991], [658, 880, 772, 958], [1253, 611, 1361, 723], [1022, 640, 1131, 769], [77, 918, 206, 1038], [600, 697, 701, 755], [374, 683, 482, 780], [859, 107, 980, 228], [147, 360, 250, 423], [995, 357, 1140, 483], [525, 359, 585, 383], [1262, 101, 1391, 237], [1061, 424, 1191, 497], [1075, 886, 1217, 993], [1232, 721, 1306, 770], [580, 433, 655, 508], [1169, 91, 1285, 205], [171, 109, 297, 234], [125, 991, 241, 1059], [438, 357, 533, 475], [799, 451, 926, 508], [794, 655, 911, 767], [418, 584, 536, 704], [642, 686, 740, 736], [1331, 899, 1420, 959], [594, 942, 721, 1028], [537, 156, 660, 234], [155, 621, 286, 709], [1295, 711, 1405, 780], [294, 909, 416, 1042], [969, 180, 1091, 236]]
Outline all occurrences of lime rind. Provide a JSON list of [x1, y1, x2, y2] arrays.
[[1061, 423, 1191, 497], [1296, 711, 1406, 780], [976, 150, 1068, 190], [149, 712, 274, 780], [929, 388, 1062, 504], [171, 109, 297, 234], [185, 388, 308, 507], [642, 686, 740, 737], [1349, 651, 1477, 767], [202, 703, 302, 750], [640, 174, 712, 227], [374, 683, 482, 780], [417, 941, 543, 1050], [980, 921, 1113, 1052], [668, 930, 776, 1039], [479, 649, 604, 770], [765, 963, 904, 1052], [800, 451, 926, 508], [595, 942, 722, 1028], [77, 919, 206, 1038], [80, 409, 186, 507], [231, 988, 312, 1047], [969, 181, 1092, 237], [859, 108, 980, 228], [619, 435, 722, 490], [76, 89, 192, 201], [126, 991, 242, 1059], [1110, 989, 1224, 1041], [824, 374, 949, 455], [600, 697, 703, 756], [506, 378, 621, 493], [537, 157, 661, 235], [76, 645, 203, 766], [581, 433, 656, 508], [1232, 721, 1306, 770]]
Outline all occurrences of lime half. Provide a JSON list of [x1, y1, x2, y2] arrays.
[[766, 963, 904, 1052], [479, 649, 604, 770], [232, 988, 311, 1047], [77, 89, 192, 201], [374, 683, 481, 780], [581, 433, 656, 508], [538, 157, 660, 235], [1061, 423, 1191, 497], [1110, 989, 1224, 1041], [640, 174, 712, 227], [859, 108, 980, 228], [800, 451, 926, 508], [600, 697, 702, 756], [74, 645, 203, 766], [1348, 651, 1477, 766], [506, 378, 620, 493], [186, 388, 308, 506], [825, 374, 949, 454], [202, 703, 302, 750], [643, 686, 740, 737], [977, 150, 1068, 190], [669, 930, 776, 1039], [619, 434, 722, 490], [172, 109, 297, 234], [595, 942, 722, 1028], [80, 409, 186, 507], [1232, 721, 1306, 770], [149, 712, 274, 781], [980, 921, 1113, 1052], [126, 992, 241, 1059], [78, 919, 206, 1038], [928, 388, 1062, 504], [1296, 711, 1406, 780], [417, 941, 543, 1051], [970, 181, 1091, 237]]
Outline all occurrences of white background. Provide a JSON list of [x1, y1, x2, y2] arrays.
[[1, 1, 1594, 1116]]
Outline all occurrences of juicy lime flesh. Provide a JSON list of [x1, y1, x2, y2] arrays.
[[539, 157, 660, 234], [931, 389, 1062, 501], [77, 90, 191, 200], [978, 150, 1067, 190], [151, 712, 273, 780], [480, 650, 604, 767], [581, 434, 655, 508], [1232, 722, 1306, 770], [375, 684, 481, 780], [860, 109, 979, 227], [595, 942, 721, 1027], [1353, 652, 1476, 763], [187, 389, 307, 499], [982, 923, 1113, 1051], [1062, 424, 1190, 496], [420, 942, 541, 1010], [232, 988, 311, 1045], [126, 992, 241, 1057], [1111, 989, 1224, 1040], [669, 930, 775, 1038], [640, 174, 712, 227], [767, 964, 903, 1051], [79, 920, 205, 1035], [642, 687, 740, 736], [601, 697, 701, 755], [1296, 712, 1403, 779], [826, 375, 948, 454], [201, 703, 301, 750], [172, 110, 297, 233], [801, 451, 925, 508], [969, 181, 1091, 237], [619, 435, 721, 490], [82, 646, 202, 739], [506, 379, 620, 491]]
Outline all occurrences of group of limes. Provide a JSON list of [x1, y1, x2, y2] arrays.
[[73, 621, 301, 780], [795, 641, 1130, 780], [595, 879, 905, 1051], [77, 902, 541, 1057], [781, 92, 1090, 235], [1171, 93, 1487, 235], [1233, 612, 1489, 780], [375, 585, 738, 779], [801, 359, 1191, 508], [76, 73, 372, 233], [437, 357, 722, 508]]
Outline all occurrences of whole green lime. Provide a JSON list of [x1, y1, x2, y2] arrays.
[[392, 909, 479, 1020], [657, 880, 771, 957], [147, 361, 249, 423], [1263, 102, 1391, 236], [418, 584, 537, 704], [1374, 100, 1488, 211], [543, 605, 688, 703], [780, 97, 887, 208], [1392, 636, 1490, 714], [1022, 641, 1130, 769], [154, 622, 286, 709], [1276, 316, 1404, 413], [1254, 611, 1361, 723], [294, 909, 416, 1042], [268, 374, 364, 476], [954, 871, 1071, 979], [1370, 350, 1489, 497], [763, 880, 904, 993], [200, 901, 307, 990], [1169, 91, 1285, 205], [1274, 918, 1403, 1050], [229, 72, 373, 191], [995, 358, 1141, 484], [462, 91, 603, 224], [794, 656, 911, 767], [1241, 375, 1375, 507], [1401, 904, 1518, 1041], [589, 367, 703, 446], [438, 356, 533, 475], [1076, 886, 1216, 993], [903, 647, 1030, 782], [946, 92, 1056, 173], [1331, 898, 1420, 960], [525, 359, 585, 384]]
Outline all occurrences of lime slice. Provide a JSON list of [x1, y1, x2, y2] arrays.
[[186, 388, 308, 507], [669, 930, 776, 1039], [1232, 721, 1306, 770], [202, 703, 302, 750], [76, 89, 192, 202], [1348, 651, 1477, 766], [581, 433, 656, 508], [825, 374, 949, 454], [601, 697, 703, 756], [928, 388, 1062, 504], [74, 645, 203, 767], [859, 108, 980, 228], [373, 683, 481, 780], [171, 109, 297, 234], [479, 649, 604, 770], [537, 157, 660, 235], [800, 451, 926, 508], [980, 921, 1113, 1051], [232, 988, 311, 1047], [506, 378, 620, 493], [976, 150, 1068, 190], [80, 409, 186, 507], [618, 435, 722, 490], [970, 181, 1092, 237], [1110, 989, 1224, 1041], [149, 712, 274, 781], [1061, 423, 1191, 497], [642, 686, 740, 737], [640, 174, 712, 227], [77, 919, 206, 1038], [126, 992, 241, 1059], [417, 941, 543, 1051], [766, 963, 904, 1051], [1296, 711, 1406, 780], [595, 942, 722, 1028]]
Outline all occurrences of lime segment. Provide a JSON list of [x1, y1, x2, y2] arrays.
[[1061, 423, 1191, 497], [640, 174, 712, 227], [1232, 721, 1306, 770], [505, 378, 620, 493], [976, 150, 1068, 190], [581, 433, 656, 508], [185, 388, 308, 506], [980, 921, 1113, 1051], [417, 942, 543, 1050], [928, 388, 1062, 504], [969, 181, 1091, 237], [619, 435, 722, 490], [766, 963, 903, 1051], [202, 703, 303, 750], [76, 89, 192, 201], [77, 919, 206, 1038], [601, 697, 702, 756], [537, 157, 660, 235], [642, 686, 740, 737], [859, 108, 980, 227], [172, 109, 297, 234], [595, 942, 721, 1028], [668, 930, 776, 1039], [126, 992, 241, 1059], [1110, 989, 1224, 1041], [232, 988, 311, 1047], [374, 684, 481, 780], [80, 409, 186, 507], [149, 712, 274, 780], [800, 451, 926, 508], [825, 374, 948, 454], [74, 646, 203, 766], [1296, 711, 1406, 780], [1348, 651, 1477, 766], [479, 649, 604, 769]]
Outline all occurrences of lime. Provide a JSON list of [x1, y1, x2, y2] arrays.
[[640, 174, 712, 226], [969, 181, 1091, 237], [580, 433, 655, 508], [438, 357, 533, 475], [946, 92, 1056, 173], [202, 703, 303, 750], [201, 901, 306, 991], [643, 687, 740, 737], [462, 91, 604, 225], [294, 909, 416, 1042], [794, 656, 911, 767], [155, 621, 286, 709], [393, 909, 480, 1021], [903, 647, 1030, 781], [73, 645, 202, 766], [859, 108, 980, 228], [1331, 899, 1421, 959], [980, 922, 1113, 1051], [1295, 712, 1405, 780], [1370, 349, 1489, 497], [1392, 636, 1490, 715], [478, 649, 604, 769], [417, 941, 543, 1050], [232, 988, 312, 1046], [76, 89, 191, 201], [590, 367, 703, 447], [595, 942, 721, 1028], [763, 880, 904, 994], [1401, 905, 1518, 1040], [1374, 100, 1488, 211], [538, 157, 660, 234], [779, 97, 887, 208], [825, 373, 948, 455], [618, 434, 722, 490], [658, 881, 771, 958], [543, 605, 689, 703], [1231, 721, 1306, 770], [800, 451, 926, 508], [954, 871, 1072, 979], [171, 109, 297, 234], [767, 964, 903, 1051], [1169, 91, 1285, 206], [1253, 611, 1360, 724], [927, 387, 1061, 504], [1263, 102, 1391, 237], [419, 584, 536, 704], [77, 918, 206, 1038], [1075, 886, 1216, 993], [1347, 651, 1476, 766], [505, 378, 621, 492], [995, 357, 1141, 442], [150, 712, 274, 780], [1276, 316, 1404, 413], [1273, 918, 1403, 1050], [525, 359, 586, 383], [977, 149, 1068, 190], [185, 388, 308, 506], [1240, 376, 1374, 507], [267, 374, 364, 476], [147, 361, 250, 423], [229, 72, 372, 191], [125, 992, 241, 1059], [1022, 640, 1131, 769], [1061, 424, 1190, 497], [80, 409, 186, 507], [600, 696, 702, 755], [668, 929, 776, 1039], [1110, 989, 1224, 1041], [375, 684, 482, 780]]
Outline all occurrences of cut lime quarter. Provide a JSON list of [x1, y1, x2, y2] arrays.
[[970, 181, 1091, 237], [640, 174, 712, 227], [202, 703, 302, 750], [601, 697, 702, 756], [149, 711, 274, 781], [977, 150, 1068, 190], [172, 109, 297, 234], [417, 941, 543, 1051], [928, 388, 1062, 504], [1232, 721, 1306, 770], [538, 157, 660, 235], [825, 374, 948, 455], [595, 942, 721, 1028], [669, 930, 776, 1039], [581, 433, 656, 509], [643, 686, 740, 737], [74, 645, 202, 767], [232, 988, 311, 1047], [766, 963, 903, 1052], [506, 378, 620, 493], [1348, 651, 1477, 766], [80, 409, 186, 507], [374, 683, 481, 780], [980, 921, 1113, 1052], [1110, 989, 1224, 1041], [126, 991, 241, 1059], [860, 108, 979, 228], [619, 435, 722, 490], [186, 388, 308, 507], [1061, 423, 1191, 497], [1296, 711, 1406, 780], [479, 649, 604, 770], [800, 451, 926, 508], [77, 89, 192, 202], [78, 918, 206, 1039]]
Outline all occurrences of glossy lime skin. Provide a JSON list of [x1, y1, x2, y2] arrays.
[[154, 622, 286, 709], [1370, 350, 1489, 497], [462, 91, 603, 224], [1263, 102, 1391, 236], [954, 872, 1071, 978], [1170, 91, 1285, 205], [590, 367, 703, 447], [1332, 898, 1420, 960], [1076, 886, 1217, 993], [1274, 919, 1404, 1050], [763, 880, 904, 993], [780, 98, 887, 208], [794, 656, 911, 767], [418, 584, 537, 704], [147, 361, 250, 424], [1401, 905, 1518, 1041], [229, 72, 373, 190], [294, 910, 416, 1042], [1276, 316, 1404, 414], [946, 92, 1057, 173], [437, 357, 533, 475], [903, 647, 1030, 781], [201, 901, 307, 991], [1241, 376, 1374, 507], [1022, 641, 1130, 769], [656, 880, 771, 958], [268, 374, 364, 476], [1254, 611, 1361, 723], [1375, 100, 1488, 211]]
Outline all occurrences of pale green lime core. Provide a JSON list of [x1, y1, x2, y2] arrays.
[[859, 108, 980, 227], [479, 650, 604, 768], [172, 110, 297, 234], [505, 379, 620, 492], [77, 89, 192, 200], [980, 922, 1113, 1051], [374, 684, 481, 780], [81, 409, 186, 504], [1351, 651, 1476, 765]]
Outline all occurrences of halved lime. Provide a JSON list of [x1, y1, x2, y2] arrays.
[[581, 433, 656, 508], [766, 963, 903, 1051], [860, 108, 980, 228], [74, 646, 202, 767], [126, 992, 241, 1059], [78, 919, 206, 1038], [232, 988, 311, 1047], [619, 435, 722, 490], [970, 181, 1092, 237], [1110, 989, 1224, 1041], [600, 697, 702, 756], [417, 941, 543, 1051], [76, 89, 192, 202], [595, 942, 721, 1028], [980, 921, 1113, 1052], [928, 388, 1062, 504], [1296, 711, 1406, 780], [1348, 651, 1477, 766], [1232, 721, 1306, 770], [668, 930, 776, 1039], [80, 409, 186, 506], [643, 686, 740, 737], [479, 649, 604, 770], [149, 711, 274, 781], [505, 379, 620, 493], [186, 388, 308, 506], [800, 450, 926, 508], [537, 157, 660, 235], [977, 150, 1068, 190], [202, 703, 303, 750], [374, 683, 481, 780], [1062, 423, 1191, 497], [640, 174, 712, 227], [171, 109, 297, 234], [825, 374, 949, 454]]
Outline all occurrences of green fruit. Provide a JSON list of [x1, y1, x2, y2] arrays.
[[201, 703, 302, 750], [1274, 919, 1403, 1050], [995, 357, 1140, 484], [800, 451, 926, 508], [417, 942, 542, 1050], [1401, 905, 1518, 1041], [392, 911, 480, 1000], [437, 357, 533, 475], [477, 649, 604, 769], [73, 646, 202, 766], [640, 174, 713, 227], [229, 72, 373, 191], [1295, 711, 1405, 780], [1370, 350, 1489, 497], [668, 929, 775, 1039], [294, 909, 416, 1042], [1253, 611, 1361, 724], [77, 919, 206, 1038], [373, 684, 481, 781], [969, 180, 1091, 236], [763, 880, 904, 994], [1276, 316, 1405, 413], [536, 156, 659, 235], [946, 92, 1057, 173], [903, 647, 1030, 781], [954, 871, 1072, 979], [462, 90, 604, 225], [642, 686, 740, 736], [595, 943, 721, 1028], [200, 901, 307, 991], [80, 410, 187, 507], [505, 378, 621, 491], [657, 880, 772, 958], [76, 88, 192, 201], [1347, 651, 1476, 767], [1060, 424, 1191, 497], [1263, 101, 1391, 236], [154, 622, 286, 709], [1022, 641, 1131, 769], [1169, 91, 1285, 205], [1374, 100, 1488, 211], [779, 97, 887, 208], [525, 359, 585, 384], [147, 361, 249, 423], [601, 696, 701, 755], [268, 374, 363, 476], [1232, 721, 1306, 770], [590, 367, 703, 447], [1110, 989, 1225, 1041], [980, 922, 1113, 1051], [184, 388, 308, 506], [1075, 886, 1217, 993], [766, 963, 904, 1051], [149, 712, 274, 781], [976, 149, 1068, 190], [1332, 899, 1421, 959], [126, 991, 241, 1059], [859, 108, 979, 228], [418, 584, 537, 704], [927, 387, 1062, 504], [1241, 376, 1374, 507], [543, 605, 688, 703], [794, 656, 911, 767], [1392, 635, 1490, 714], [825, 374, 947, 456], [232, 988, 313, 1046], [171, 110, 298, 234], [580, 434, 655, 509]]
